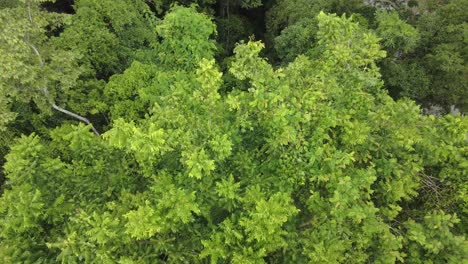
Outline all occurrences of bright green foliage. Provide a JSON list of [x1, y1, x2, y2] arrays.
[[152, 6, 217, 70], [0, 126, 140, 262], [404, 211, 468, 263], [103, 62, 156, 121], [0, 5, 467, 264]]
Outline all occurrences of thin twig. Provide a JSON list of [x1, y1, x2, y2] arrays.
[[26, 42, 44, 67], [419, 172, 441, 203], [27, 0, 33, 24]]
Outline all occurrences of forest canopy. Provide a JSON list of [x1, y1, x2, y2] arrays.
[[0, 0, 467, 263]]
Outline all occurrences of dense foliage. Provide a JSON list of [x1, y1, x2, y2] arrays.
[[0, 0, 466, 263]]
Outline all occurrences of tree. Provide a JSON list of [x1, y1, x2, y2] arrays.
[[0, 0, 99, 185], [265, 0, 467, 113], [413, 0, 468, 112], [0, 0, 84, 126], [1, 8, 466, 263], [52, 0, 157, 117]]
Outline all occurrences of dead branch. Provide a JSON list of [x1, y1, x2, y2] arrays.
[[26, 0, 100, 136]]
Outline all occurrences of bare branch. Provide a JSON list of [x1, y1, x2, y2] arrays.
[[52, 104, 100, 136], [27, 0, 33, 24], [25, 1, 100, 136], [419, 172, 441, 203], [26, 42, 44, 67], [364, 0, 398, 10]]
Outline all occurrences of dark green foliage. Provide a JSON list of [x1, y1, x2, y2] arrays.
[[53, 0, 157, 115], [216, 14, 254, 58], [378, 0, 468, 112]]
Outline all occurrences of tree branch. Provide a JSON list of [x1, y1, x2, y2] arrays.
[[26, 0, 100, 136], [52, 104, 100, 136], [365, 0, 398, 10], [27, 0, 33, 24], [26, 42, 44, 67]]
